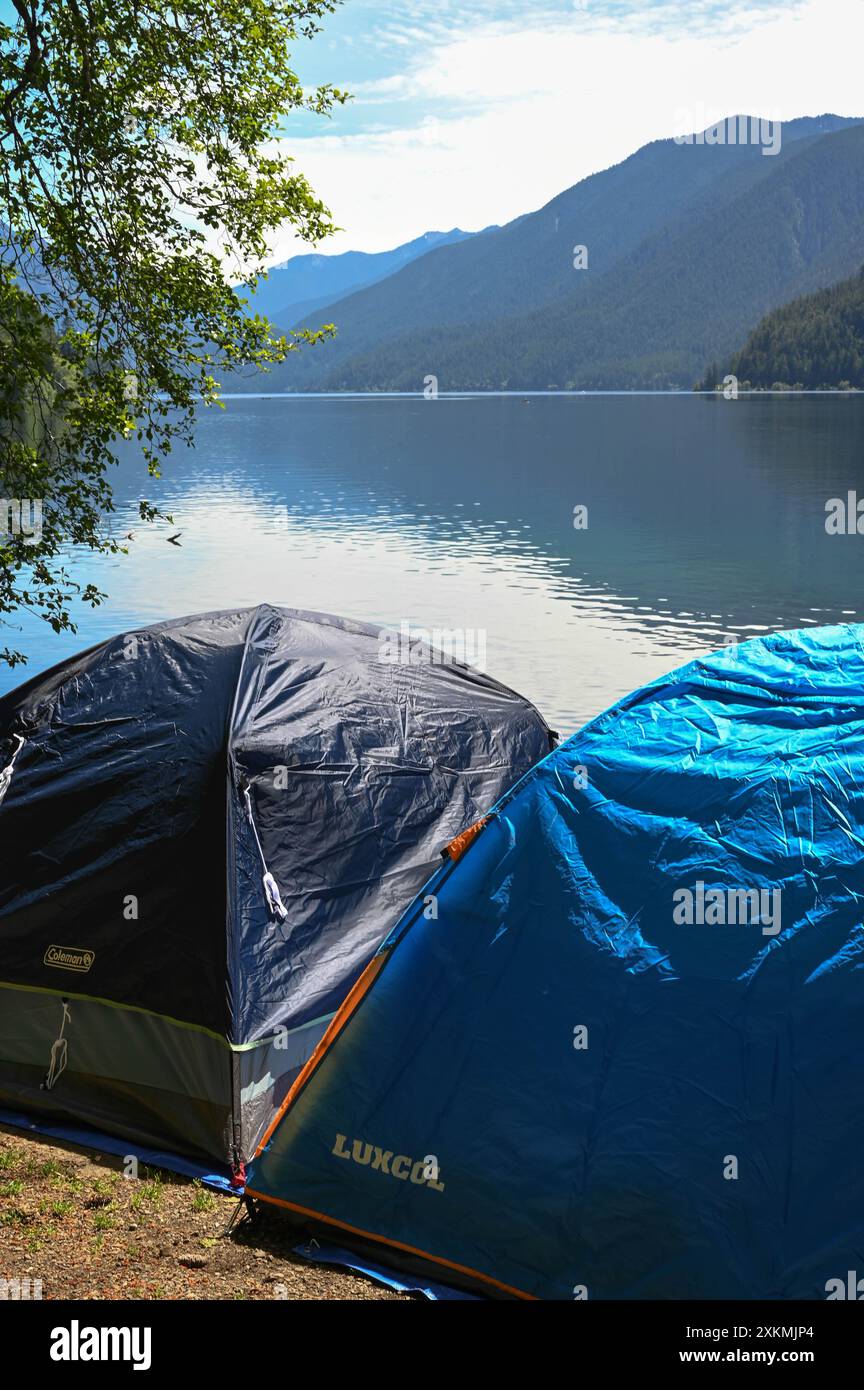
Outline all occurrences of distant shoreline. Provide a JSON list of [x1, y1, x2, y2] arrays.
[[214, 389, 864, 400]]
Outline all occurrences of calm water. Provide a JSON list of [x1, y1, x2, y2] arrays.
[[3, 394, 864, 736]]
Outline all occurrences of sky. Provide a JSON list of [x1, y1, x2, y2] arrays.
[[274, 0, 864, 260]]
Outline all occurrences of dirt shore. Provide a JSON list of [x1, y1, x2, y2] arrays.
[[0, 1125, 406, 1301]]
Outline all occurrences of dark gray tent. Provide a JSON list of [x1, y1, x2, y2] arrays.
[[0, 605, 553, 1176]]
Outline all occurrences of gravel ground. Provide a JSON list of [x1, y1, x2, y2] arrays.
[[0, 1126, 407, 1301]]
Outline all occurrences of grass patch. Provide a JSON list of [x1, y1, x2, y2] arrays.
[[0, 1207, 31, 1226], [91, 1175, 118, 1198], [191, 1181, 215, 1213], [26, 1223, 56, 1252]]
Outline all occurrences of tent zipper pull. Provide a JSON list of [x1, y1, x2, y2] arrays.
[[43, 1000, 72, 1091], [241, 782, 289, 923], [263, 872, 288, 922]]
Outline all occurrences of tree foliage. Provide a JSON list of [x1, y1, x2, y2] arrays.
[[0, 0, 345, 664]]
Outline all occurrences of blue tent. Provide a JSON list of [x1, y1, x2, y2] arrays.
[[248, 625, 864, 1299]]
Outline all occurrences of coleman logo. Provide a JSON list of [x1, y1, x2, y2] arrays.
[[332, 1134, 445, 1191], [44, 946, 95, 973]]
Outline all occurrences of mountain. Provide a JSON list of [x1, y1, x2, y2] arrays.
[[231, 114, 864, 393], [706, 266, 864, 389], [235, 228, 477, 328]]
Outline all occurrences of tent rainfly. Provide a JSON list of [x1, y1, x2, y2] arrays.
[[0, 605, 554, 1177]]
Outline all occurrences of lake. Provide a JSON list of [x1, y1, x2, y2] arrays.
[[3, 393, 864, 737]]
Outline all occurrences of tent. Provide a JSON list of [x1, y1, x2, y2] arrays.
[[0, 605, 553, 1176], [247, 625, 864, 1299]]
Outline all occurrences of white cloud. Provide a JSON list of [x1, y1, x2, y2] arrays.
[[271, 0, 864, 259]]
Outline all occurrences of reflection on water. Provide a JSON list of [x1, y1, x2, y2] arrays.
[[3, 394, 864, 736]]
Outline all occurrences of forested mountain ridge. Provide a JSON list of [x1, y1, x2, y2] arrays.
[[226, 115, 864, 393], [705, 267, 864, 389]]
